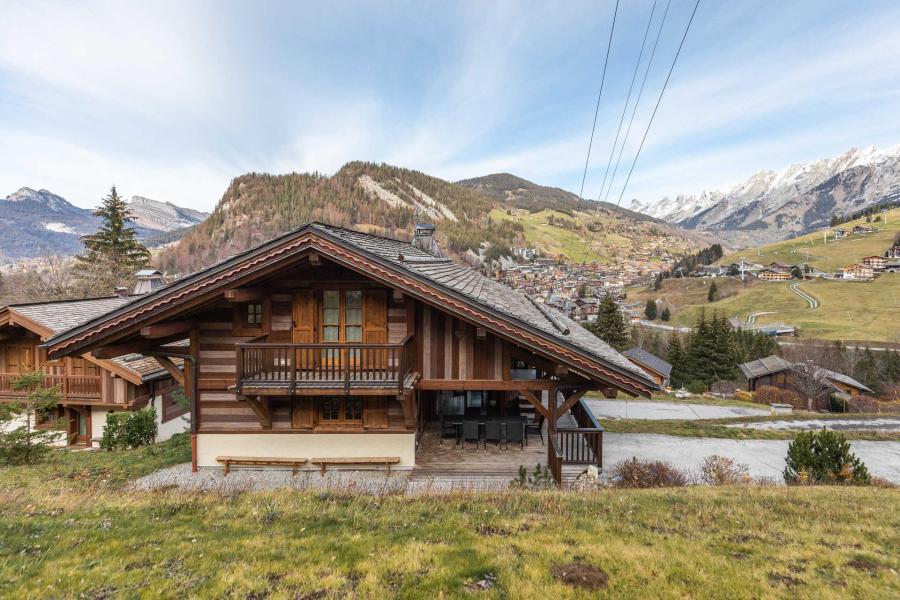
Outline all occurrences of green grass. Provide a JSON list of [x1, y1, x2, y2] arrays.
[[720, 208, 900, 273], [601, 414, 900, 441]]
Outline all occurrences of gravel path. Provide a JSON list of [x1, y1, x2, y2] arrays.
[[728, 417, 900, 431]]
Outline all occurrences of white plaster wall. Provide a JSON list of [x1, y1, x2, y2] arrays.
[[2, 414, 67, 447], [196, 433, 416, 470], [91, 408, 110, 447]]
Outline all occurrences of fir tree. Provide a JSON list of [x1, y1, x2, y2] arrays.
[[660, 307, 671, 321], [75, 186, 150, 295], [653, 273, 663, 291], [0, 371, 62, 465], [586, 294, 630, 351], [666, 333, 685, 388], [708, 312, 738, 382], [707, 281, 719, 302], [644, 298, 658, 320]]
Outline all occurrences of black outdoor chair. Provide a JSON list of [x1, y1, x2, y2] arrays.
[[439, 414, 458, 445], [461, 420, 481, 450], [484, 420, 502, 449], [505, 420, 525, 450], [525, 414, 544, 446]]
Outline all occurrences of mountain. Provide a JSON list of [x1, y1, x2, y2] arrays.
[[156, 162, 705, 275], [629, 145, 900, 246], [0, 188, 207, 261], [457, 173, 665, 223], [125, 196, 208, 232]]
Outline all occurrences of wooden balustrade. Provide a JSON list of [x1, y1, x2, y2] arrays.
[[548, 437, 563, 485], [236, 336, 413, 393], [0, 373, 101, 399]]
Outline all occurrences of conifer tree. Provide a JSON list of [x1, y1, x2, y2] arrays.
[[660, 307, 671, 321], [586, 294, 630, 351], [75, 186, 150, 295], [707, 281, 719, 302], [666, 333, 685, 388], [644, 298, 658, 320]]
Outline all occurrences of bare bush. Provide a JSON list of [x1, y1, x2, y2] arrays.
[[698, 455, 749, 485], [611, 457, 688, 488]]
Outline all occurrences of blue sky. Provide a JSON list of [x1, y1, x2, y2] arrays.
[[2, 0, 899, 211]]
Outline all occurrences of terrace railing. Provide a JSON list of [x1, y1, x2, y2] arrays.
[[0, 373, 101, 400]]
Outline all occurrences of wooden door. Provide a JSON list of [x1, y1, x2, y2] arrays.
[[6, 345, 33, 373], [292, 291, 316, 372], [67, 407, 90, 446], [363, 291, 388, 369]]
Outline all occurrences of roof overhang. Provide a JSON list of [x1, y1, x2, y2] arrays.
[[45, 225, 657, 396]]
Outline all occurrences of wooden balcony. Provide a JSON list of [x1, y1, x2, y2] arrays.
[[235, 336, 416, 395], [0, 373, 102, 401]]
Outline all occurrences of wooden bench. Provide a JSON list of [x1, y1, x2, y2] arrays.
[[216, 456, 308, 476], [310, 456, 401, 475]]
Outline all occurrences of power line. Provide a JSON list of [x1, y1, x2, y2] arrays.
[[596, 0, 659, 206], [596, 0, 701, 254], [575, 0, 672, 265]]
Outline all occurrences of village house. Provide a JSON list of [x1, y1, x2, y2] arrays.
[[0, 279, 185, 448], [851, 225, 877, 235], [44, 223, 656, 483], [839, 263, 875, 281], [757, 268, 792, 281], [739, 355, 872, 410], [862, 255, 887, 271], [623, 348, 672, 389], [832, 228, 846, 238], [887, 244, 900, 259]]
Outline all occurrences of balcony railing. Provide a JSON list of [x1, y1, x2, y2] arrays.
[[236, 336, 414, 394], [0, 373, 102, 400]]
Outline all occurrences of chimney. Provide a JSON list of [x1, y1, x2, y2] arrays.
[[412, 222, 444, 258], [132, 269, 165, 295], [115, 287, 130, 299]]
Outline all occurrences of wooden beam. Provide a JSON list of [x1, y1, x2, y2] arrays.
[[555, 389, 587, 420], [475, 326, 486, 340], [223, 287, 268, 302], [399, 391, 415, 428], [418, 378, 558, 391], [140, 321, 193, 339], [392, 289, 405, 303], [91, 333, 188, 359], [520, 390, 550, 420], [243, 396, 272, 428], [309, 253, 321, 266], [153, 356, 184, 388]]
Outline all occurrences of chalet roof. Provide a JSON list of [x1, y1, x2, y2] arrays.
[[45, 222, 656, 393], [7, 296, 168, 383], [623, 347, 672, 378], [738, 355, 873, 394]]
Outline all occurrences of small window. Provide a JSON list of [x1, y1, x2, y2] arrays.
[[246, 303, 263, 326]]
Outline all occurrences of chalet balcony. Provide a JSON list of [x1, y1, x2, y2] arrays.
[[235, 336, 416, 395], [0, 373, 102, 400]]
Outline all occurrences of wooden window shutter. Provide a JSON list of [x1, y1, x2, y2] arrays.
[[363, 397, 389, 429], [291, 397, 317, 429], [363, 290, 387, 343], [292, 291, 316, 343]]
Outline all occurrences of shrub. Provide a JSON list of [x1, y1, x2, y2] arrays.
[[829, 394, 849, 413], [686, 380, 706, 394], [698, 455, 749, 485], [611, 457, 688, 488], [752, 385, 803, 408], [100, 408, 158, 450], [511, 464, 556, 490], [784, 429, 870, 486]]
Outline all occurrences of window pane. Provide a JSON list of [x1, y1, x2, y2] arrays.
[[345, 290, 362, 308], [322, 397, 339, 420], [345, 307, 361, 326], [323, 308, 340, 325], [346, 397, 363, 421], [323, 326, 339, 342], [345, 326, 362, 342], [323, 290, 340, 308]]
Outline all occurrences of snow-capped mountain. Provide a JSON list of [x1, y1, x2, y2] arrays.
[[0, 188, 208, 261], [629, 145, 900, 244]]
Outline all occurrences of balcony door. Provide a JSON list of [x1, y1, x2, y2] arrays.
[[5, 345, 33, 373], [320, 290, 363, 366]]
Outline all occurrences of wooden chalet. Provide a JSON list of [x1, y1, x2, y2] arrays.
[[839, 263, 874, 281], [757, 268, 791, 281], [862, 255, 887, 271], [44, 223, 657, 484], [623, 348, 672, 389], [1, 297, 184, 447], [739, 355, 873, 409]]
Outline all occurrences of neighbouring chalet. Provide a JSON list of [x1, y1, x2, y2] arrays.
[[839, 263, 875, 281], [44, 223, 657, 483], [862, 255, 887, 271], [0, 293, 185, 447], [757, 268, 791, 282], [623, 348, 672, 389], [739, 355, 873, 408]]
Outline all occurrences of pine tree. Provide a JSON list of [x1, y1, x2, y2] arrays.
[[707, 281, 719, 302], [644, 298, 658, 320], [708, 312, 738, 382], [75, 186, 150, 295], [660, 307, 671, 321], [0, 371, 62, 465], [586, 294, 630, 351], [653, 273, 663, 291], [666, 333, 685, 388]]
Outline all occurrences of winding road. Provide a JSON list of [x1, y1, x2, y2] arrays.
[[788, 282, 819, 308]]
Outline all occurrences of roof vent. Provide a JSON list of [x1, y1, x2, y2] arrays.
[[133, 269, 165, 295], [412, 222, 444, 258]]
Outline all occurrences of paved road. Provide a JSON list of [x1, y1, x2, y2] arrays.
[[744, 311, 775, 326], [789, 281, 819, 308], [603, 433, 900, 483], [587, 399, 769, 420]]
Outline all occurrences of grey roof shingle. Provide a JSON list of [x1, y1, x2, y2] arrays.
[[623, 347, 672, 378]]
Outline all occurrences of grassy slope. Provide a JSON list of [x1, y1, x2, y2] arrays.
[[720, 208, 900, 273], [2, 437, 900, 598], [490, 208, 610, 262]]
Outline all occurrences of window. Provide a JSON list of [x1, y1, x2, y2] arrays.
[[246, 303, 263, 326], [320, 396, 363, 423]]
